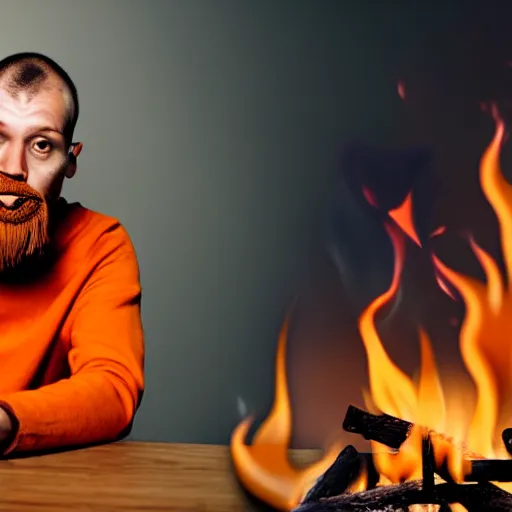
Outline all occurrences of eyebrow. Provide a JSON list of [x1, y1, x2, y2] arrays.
[[0, 121, 64, 136]]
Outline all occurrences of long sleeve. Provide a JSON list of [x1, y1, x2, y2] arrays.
[[0, 227, 145, 455]]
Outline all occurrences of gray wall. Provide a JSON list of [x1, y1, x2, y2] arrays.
[[0, 0, 419, 445]]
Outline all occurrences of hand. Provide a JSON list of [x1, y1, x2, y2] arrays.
[[0, 407, 12, 443]]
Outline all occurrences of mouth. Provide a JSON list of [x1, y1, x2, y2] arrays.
[[0, 191, 41, 207], [0, 196, 30, 210], [0, 194, 43, 224]]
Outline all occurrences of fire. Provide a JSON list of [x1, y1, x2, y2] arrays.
[[230, 105, 512, 509], [389, 189, 422, 247], [433, 106, 512, 461], [230, 315, 343, 510], [346, 457, 368, 493], [358, 220, 468, 486]]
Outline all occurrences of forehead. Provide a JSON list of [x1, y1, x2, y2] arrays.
[[0, 81, 69, 132]]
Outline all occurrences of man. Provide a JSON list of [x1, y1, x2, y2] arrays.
[[0, 52, 145, 456]]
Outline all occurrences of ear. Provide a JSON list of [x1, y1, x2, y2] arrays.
[[65, 142, 83, 179]]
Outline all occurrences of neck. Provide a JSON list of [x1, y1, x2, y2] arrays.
[[47, 196, 68, 237], [0, 196, 70, 284]]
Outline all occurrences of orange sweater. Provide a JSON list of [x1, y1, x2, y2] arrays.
[[0, 199, 145, 455]]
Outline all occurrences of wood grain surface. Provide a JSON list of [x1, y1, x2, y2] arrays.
[[0, 441, 320, 511]]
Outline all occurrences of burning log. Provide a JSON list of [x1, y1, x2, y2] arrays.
[[298, 440, 436, 510], [303, 446, 380, 503], [501, 429, 512, 456], [343, 405, 512, 483], [294, 480, 512, 512], [295, 443, 512, 511], [343, 405, 411, 450], [303, 446, 369, 502], [296, 406, 512, 509]]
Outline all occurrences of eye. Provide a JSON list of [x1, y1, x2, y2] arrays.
[[32, 138, 53, 155]]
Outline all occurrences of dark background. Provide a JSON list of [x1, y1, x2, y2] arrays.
[[276, 0, 512, 449], [21, 0, 512, 448]]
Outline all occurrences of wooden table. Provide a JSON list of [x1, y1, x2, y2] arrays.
[[0, 441, 317, 511]]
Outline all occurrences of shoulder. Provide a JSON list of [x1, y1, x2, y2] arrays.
[[55, 200, 139, 266]]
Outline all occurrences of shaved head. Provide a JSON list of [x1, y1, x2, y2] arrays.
[[0, 53, 79, 143]]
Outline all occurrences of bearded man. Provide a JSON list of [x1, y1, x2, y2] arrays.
[[0, 52, 144, 456]]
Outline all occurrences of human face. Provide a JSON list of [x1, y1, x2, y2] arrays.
[[0, 81, 73, 202], [0, 81, 80, 271]]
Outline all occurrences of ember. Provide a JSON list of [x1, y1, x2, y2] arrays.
[[230, 103, 512, 511]]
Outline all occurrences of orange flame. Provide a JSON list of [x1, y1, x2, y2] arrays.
[[357, 220, 468, 483], [346, 457, 368, 492], [432, 107, 512, 462], [360, 108, 512, 488], [231, 105, 512, 508], [230, 315, 343, 511], [389, 191, 422, 247], [362, 107, 512, 491], [449, 504, 469, 512]]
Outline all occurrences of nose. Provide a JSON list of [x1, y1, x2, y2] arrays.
[[0, 140, 27, 181]]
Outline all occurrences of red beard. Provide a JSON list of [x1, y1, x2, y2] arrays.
[[0, 173, 49, 272]]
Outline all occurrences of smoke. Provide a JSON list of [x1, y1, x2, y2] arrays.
[[236, 395, 249, 419]]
